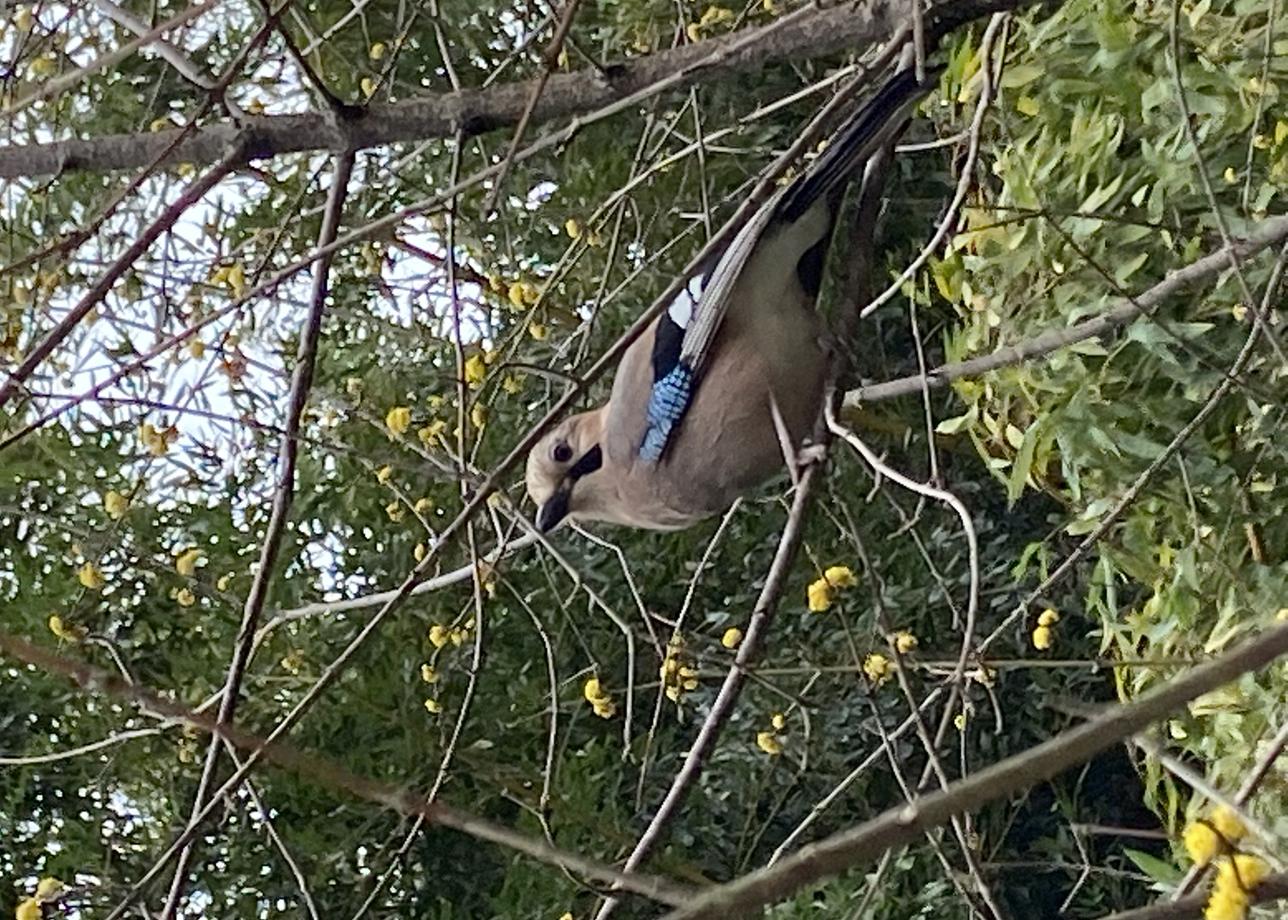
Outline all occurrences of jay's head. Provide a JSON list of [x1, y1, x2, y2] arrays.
[[525, 409, 606, 532]]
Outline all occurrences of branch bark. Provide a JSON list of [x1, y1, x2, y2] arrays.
[[0, 0, 1028, 179]]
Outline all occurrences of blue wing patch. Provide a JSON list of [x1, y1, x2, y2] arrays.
[[640, 363, 695, 462]]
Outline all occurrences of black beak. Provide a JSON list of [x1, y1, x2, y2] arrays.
[[536, 484, 572, 533]]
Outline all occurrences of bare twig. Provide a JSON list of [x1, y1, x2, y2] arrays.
[[90, 0, 220, 91], [592, 454, 827, 920], [5, 0, 223, 115], [224, 745, 322, 920], [0, 727, 163, 765], [479, 0, 585, 217], [858, 12, 1004, 319]]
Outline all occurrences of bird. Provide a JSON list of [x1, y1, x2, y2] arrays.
[[526, 66, 938, 532]]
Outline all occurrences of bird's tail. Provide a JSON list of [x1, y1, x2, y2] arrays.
[[775, 64, 944, 224]]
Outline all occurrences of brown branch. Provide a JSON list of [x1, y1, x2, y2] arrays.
[[661, 620, 1288, 920], [0, 631, 693, 909], [0, 0, 1032, 179], [593, 455, 826, 920], [845, 211, 1288, 405], [157, 149, 355, 919]]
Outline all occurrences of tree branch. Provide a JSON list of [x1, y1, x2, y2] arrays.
[[0, 630, 693, 910], [0, 0, 1030, 179], [157, 149, 355, 919], [661, 621, 1288, 919], [844, 212, 1288, 405]]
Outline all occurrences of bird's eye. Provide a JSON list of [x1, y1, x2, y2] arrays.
[[552, 442, 573, 464]]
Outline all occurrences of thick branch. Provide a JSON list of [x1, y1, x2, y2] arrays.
[[0, 0, 1026, 179], [662, 620, 1288, 919]]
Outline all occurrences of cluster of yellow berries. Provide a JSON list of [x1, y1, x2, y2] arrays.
[[103, 489, 129, 519], [428, 619, 472, 650], [493, 277, 541, 312], [1182, 805, 1269, 920], [385, 405, 412, 435], [77, 561, 105, 592], [139, 421, 178, 457], [420, 663, 442, 714], [863, 653, 892, 685], [15, 877, 66, 919], [756, 711, 788, 756], [208, 262, 247, 298], [175, 547, 203, 576], [1031, 608, 1060, 650], [564, 218, 604, 247], [480, 274, 549, 339], [280, 649, 305, 675], [685, 5, 733, 41], [659, 638, 699, 702], [806, 565, 857, 612], [583, 676, 616, 719], [861, 633, 916, 686], [48, 614, 87, 642]]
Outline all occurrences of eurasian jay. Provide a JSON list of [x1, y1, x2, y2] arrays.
[[526, 67, 937, 532]]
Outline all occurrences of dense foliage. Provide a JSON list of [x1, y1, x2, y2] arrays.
[[2, 1, 1285, 918]]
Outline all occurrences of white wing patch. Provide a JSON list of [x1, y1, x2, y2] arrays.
[[667, 274, 705, 329]]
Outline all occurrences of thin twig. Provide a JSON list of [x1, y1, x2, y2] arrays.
[[0, 727, 163, 765], [592, 455, 827, 920], [5, 0, 223, 115], [480, 0, 585, 217]]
